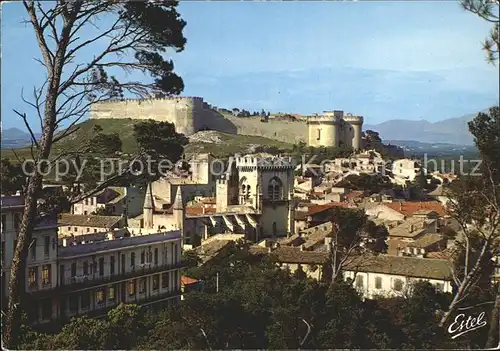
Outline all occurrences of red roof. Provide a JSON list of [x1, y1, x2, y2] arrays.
[[346, 190, 364, 199], [307, 202, 352, 216], [384, 201, 447, 217], [186, 206, 216, 216], [181, 276, 199, 286]]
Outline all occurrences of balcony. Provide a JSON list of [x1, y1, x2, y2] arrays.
[[29, 261, 185, 297]]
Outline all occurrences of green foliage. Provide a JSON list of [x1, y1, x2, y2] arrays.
[[461, 0, 499, 64], [21, 246, 495, 349], [181, 249, 202, 276], [1, 158, 26, 195], [133, 119, 188, 160], [336, 173, 392, 192]]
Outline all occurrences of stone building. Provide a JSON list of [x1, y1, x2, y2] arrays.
[[1, 195, 182, 326], [139, 153, 297, 247], [307, 111, 364, 150]]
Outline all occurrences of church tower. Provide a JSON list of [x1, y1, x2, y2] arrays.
[[173, 187, 184, 231], [143, 183, 154, 229]]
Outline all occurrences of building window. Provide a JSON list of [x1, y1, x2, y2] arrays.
[[14, 213, 21, 231], [154, 248, 158, 265], [317, 129, 321, 140], [1, 241, 5, 266], [84, 211, 88, 215], [94, 229, 97, 233], [1, 215, 6, 232], [28, 267, 38, 289], [128, 280, 136, 296], [41, 298, 52, 320], [84, 198, 88, 205], [86, 228, 90, 233], [69, 295, 78, 313], [74, 227, 77, 231], [141, 251, 145, 264], [44, 236, 50, 257], [30, 238, 37, 260], [174, 244, 178, 262], [268, 177, 283, 201], [59, 264, 65, 285], [139, 278, 146, 294], [355, 275, 364, 289], [394, 278, 404, 292], [375, 276, 382, 290], [96, 289, 105, 305], [131, 253, 135, 267], [110, 256, 115, 275], [67, 226, 71, 231], [98, 257, 104, 276], [108, 286, 116, 301], [81, 291, 90, 310], [272, 222, 277, 237], [71, 262, 77, 277], [83, 261, 89, 275], [153, 275, 159, 290], [162, 272, 169, 289], [42, 264, 51, 286]]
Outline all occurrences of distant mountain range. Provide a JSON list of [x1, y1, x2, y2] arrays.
[[364, 113, 479, 146], [1, 128, 42, 149]]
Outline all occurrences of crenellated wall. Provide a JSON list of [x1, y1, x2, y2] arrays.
[[90, 97, 205, 136]]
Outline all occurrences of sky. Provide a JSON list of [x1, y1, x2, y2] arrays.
[[1, 1, 499, 132]]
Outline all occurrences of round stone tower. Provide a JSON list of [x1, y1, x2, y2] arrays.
[[307, 110, 343, 147], [343, 114, 364, 150]]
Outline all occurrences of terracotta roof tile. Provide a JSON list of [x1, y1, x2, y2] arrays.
[[346, 190, 364, 199], [59, 214, 122, 228], [384, 201, 448, 217], [181, 276, 199, 286], [345, 254, 451, 280], [307, 202, 352, 216]]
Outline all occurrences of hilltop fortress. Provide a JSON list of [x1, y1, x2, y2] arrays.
[[90, 96, 207, 136], [90, 97, 364, 149]]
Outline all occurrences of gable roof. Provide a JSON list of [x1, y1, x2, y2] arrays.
[[307, 202, 353, 216], [249, 245, 329, 264], [344, 254, 451, 280], [59, 214, 122, 228], [384, 201, 447, 217]]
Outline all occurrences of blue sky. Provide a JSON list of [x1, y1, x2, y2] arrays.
[[1, 1, 499, 132]]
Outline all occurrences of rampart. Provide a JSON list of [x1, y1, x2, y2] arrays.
[[90, 97, 205, 136]]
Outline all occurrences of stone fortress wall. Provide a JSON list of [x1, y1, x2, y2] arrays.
[[90, 97, 205, 136], [90, 97, 363, 147]]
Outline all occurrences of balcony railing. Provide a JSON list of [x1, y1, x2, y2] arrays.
[[29, 261, 185, 297]]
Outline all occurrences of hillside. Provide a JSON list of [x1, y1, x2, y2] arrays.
[[0, 119, 294, 162]]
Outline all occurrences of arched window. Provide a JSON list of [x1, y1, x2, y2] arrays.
[[268, 177, 283, 201], [241, 184, 246, 194], [394, 278, 404, 291]]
